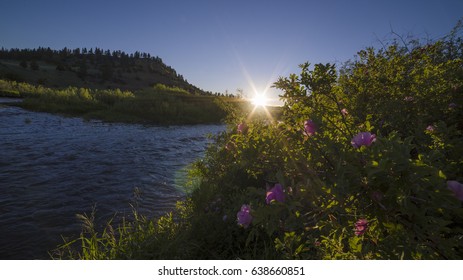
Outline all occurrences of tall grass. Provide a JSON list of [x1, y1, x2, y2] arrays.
[[53, 200, 199, 260], [0, 79, 232, 124]]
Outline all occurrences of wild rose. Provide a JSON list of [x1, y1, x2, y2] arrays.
[[304, 119, 317, 136], [351, 132, 376, 148], [266, 183, 285, 204], [237, 122, 248, 134], [449, 103, 457, 109], [447, 180, 463, 201], [341, 108, 349, 116], [426, 125, 435, 132], [237, 204, 252, 228], [354, 218, 368, 236], [404, 96, 414, 102]]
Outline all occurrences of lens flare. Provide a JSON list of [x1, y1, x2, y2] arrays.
[[251, 93, 268, 107]]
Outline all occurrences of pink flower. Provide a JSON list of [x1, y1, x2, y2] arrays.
[[341, 108, 349, 116], [266, 183, 285, 204], [404, 96, 414, 102], [237, 122, 248, 134], [304, 119, 317, 136], [426, 125, 435, 132], [237, 204, 252, 228], [449, 103, 458, 109], [351, 132, 376, 148], [354, 218, 368, 236], [447, 180, 463, 201]]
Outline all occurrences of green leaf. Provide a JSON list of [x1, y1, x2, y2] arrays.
[[349, 236, 363, 253]]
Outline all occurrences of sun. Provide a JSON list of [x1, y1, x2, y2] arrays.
[[251, 93, 268, 107], [247, 92, 274, 122]]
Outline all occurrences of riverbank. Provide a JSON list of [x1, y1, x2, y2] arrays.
[[0, 80, 246, 125]]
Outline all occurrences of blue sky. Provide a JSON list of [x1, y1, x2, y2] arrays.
[[1, 0, 462, 104]]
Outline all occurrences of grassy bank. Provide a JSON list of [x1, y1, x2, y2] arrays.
[[0, 80, 243, 124]]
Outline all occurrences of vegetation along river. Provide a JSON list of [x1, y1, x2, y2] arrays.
[[0, 98, 225, 259]]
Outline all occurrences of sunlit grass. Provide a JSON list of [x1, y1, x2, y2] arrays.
[[0, 79, 231, 125]]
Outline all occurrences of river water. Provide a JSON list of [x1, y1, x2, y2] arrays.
[[0, 98, 225, 259]]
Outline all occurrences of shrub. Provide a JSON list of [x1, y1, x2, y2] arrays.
[[57, 23, 463, 260], [181, 25, 463, 259]]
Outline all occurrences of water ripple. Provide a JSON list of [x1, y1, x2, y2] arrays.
[[0, 99, 224, 259]]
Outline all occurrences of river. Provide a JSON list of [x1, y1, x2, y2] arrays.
[[0, 98, 225, 259]]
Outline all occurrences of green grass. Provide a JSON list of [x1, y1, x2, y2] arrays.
[[0, 79, 283, 125], [0, 79, 240, 124], [0, 89, 20, 97]]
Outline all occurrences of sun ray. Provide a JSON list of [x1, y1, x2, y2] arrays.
[[251, 93, 268, 107], [231, 49, 286, 123]]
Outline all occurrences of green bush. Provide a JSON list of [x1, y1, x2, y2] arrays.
[[56, 24, 463, 259]]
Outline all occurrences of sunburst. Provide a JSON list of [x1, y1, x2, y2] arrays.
[[251, 93, 268, 107]]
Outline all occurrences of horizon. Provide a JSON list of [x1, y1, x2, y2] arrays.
[[1, 0, 462, 105]]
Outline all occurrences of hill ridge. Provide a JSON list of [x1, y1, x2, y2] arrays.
[[0, 46, 208, 94]]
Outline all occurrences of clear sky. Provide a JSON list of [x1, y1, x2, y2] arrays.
[[1, 0, 462, 104]]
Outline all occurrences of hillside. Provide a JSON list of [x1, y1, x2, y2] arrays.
[[0, 47, 206, 94]]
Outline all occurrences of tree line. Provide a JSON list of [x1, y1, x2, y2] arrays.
[[0, 47, 164, 64], [0, 46, 207, 93], [0, 47, 250, 98]]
